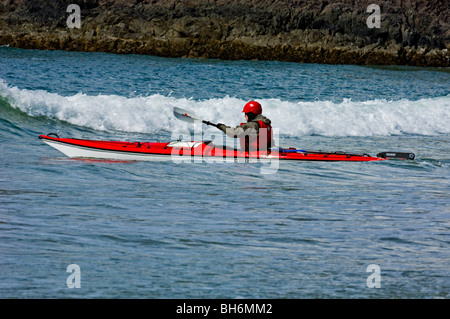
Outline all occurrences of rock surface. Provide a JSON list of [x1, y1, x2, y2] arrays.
[[0, 0, 449, 66]]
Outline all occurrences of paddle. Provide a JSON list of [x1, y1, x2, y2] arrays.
[[173, 106, 220, 128]]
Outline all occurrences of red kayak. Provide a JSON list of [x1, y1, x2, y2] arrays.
[[39, 134, 415, 162]]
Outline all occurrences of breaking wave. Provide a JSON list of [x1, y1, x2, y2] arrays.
[[1, 80, 449, 137]]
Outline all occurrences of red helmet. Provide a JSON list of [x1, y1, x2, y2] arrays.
[[242, 101, 262, 115]]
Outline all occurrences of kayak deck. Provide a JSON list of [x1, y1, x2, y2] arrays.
[[39, 134, 414, 162]]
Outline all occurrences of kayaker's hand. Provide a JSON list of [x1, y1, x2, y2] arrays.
[[216, 123, 226, 131]]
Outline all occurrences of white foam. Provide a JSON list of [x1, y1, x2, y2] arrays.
[[1, 80, 449, 137], [262, 97, 450, 136]]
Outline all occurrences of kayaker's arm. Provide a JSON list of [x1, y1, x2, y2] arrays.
[[217, 122, 258, 138]]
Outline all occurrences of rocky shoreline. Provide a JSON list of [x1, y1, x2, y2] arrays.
[[0, 0, 449, 67]]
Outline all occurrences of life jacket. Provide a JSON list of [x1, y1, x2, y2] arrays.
[[239, 120, 273, 152]]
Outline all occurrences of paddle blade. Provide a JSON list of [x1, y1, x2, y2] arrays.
[[376, 152, 415, 160], [173, 106, 202, 123]]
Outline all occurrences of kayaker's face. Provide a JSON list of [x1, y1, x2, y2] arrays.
[[245, 114, 249, 122]]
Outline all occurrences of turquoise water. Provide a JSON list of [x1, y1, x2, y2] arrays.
[[0, 47, 449, 298]]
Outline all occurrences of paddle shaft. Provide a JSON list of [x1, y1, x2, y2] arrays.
[[202, 120, 220, 128]]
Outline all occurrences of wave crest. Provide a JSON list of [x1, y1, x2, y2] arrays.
[[1, 81, 449, 137]]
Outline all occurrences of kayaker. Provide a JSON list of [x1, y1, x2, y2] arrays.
[[216, 101, 273, 152]]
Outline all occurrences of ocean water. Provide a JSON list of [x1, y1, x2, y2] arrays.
[[0, 47, 449, 299]]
